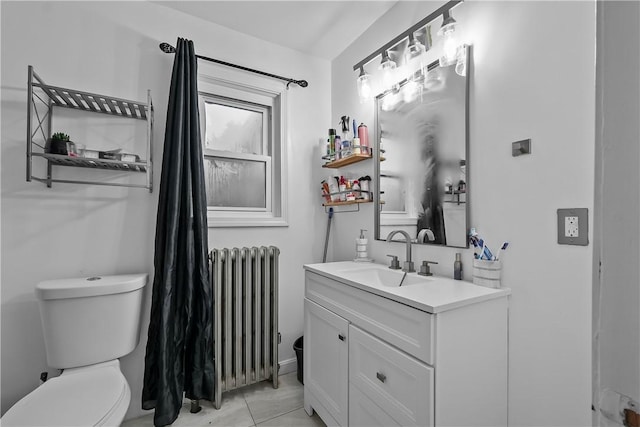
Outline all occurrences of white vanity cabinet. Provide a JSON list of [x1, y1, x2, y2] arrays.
[[304, 299, 349, 426], [303, 262, 509, 427]]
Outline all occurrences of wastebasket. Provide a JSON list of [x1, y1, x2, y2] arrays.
[[293, 336, 303, 384]]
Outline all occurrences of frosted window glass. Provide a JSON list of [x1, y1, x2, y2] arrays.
[[205, 157, 266, 209], [205, 102, 263, 154], [381, 175, 405, 212]]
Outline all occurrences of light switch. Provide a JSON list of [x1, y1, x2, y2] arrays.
[[512, 139, 531, 156], [557, 208, 588, 245]]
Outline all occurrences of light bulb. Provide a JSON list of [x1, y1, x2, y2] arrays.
[[379, 51, 399, 92], [455, 46, 466, 76], [403, 79, 422, 103], [404, 35, 426, 82], [438, 12, 459, 67], [381, 89, 400, 111], [356, 69, 372, 102]]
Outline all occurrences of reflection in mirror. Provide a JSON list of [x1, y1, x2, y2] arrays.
[[375, 46, 469, 247]]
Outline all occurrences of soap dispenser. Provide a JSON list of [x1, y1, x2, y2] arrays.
[[454, 253, 463, 280], [354, 229, 372, 262]]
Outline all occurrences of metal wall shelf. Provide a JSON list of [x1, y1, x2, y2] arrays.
[[33, 153, 148, 172], [26, 66, 153, 191]]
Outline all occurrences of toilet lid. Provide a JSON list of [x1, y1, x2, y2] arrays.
[[2, 366, 128, 426]]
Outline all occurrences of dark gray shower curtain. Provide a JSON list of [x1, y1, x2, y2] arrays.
[[142, 38, 214, 427]]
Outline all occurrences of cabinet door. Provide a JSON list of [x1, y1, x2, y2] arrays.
[[304, 299, 349, 426]]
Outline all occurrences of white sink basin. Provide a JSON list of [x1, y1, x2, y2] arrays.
[[305, 261, 511, 313], [338, 266, 432, 288]]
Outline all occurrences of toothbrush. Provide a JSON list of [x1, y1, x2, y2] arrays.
[[494, 242, 509, 261], [353, 119, 357, 140], [479, 239, 494, 260]]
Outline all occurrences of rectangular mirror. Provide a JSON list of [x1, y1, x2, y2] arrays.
[[374, 45, 469, 247]]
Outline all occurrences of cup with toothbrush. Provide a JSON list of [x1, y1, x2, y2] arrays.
[[469, 229, 508, 288]]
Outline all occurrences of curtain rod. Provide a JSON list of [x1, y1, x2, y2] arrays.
[[352, 0, 462, 71], [159, 42, 309, 89]]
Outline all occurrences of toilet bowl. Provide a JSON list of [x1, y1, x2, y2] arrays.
[[1, 274, 147, 427], [2, 361, 130, 426]]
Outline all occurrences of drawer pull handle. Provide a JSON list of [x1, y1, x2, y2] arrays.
[[376, 372, 386, 383], [338, 334, 346, 341]]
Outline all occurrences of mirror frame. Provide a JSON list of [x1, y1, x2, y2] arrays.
[[374, 45, 471, 248]]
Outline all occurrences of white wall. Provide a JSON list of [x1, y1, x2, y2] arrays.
[[1, 1, 330, 419], [593, 0, 640, 423], [331, 1, 595, 425]]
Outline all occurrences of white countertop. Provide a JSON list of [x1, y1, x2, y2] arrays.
[[304, 261, 511, 314]]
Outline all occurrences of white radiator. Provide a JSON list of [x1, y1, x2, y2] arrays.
[[210, 246, 280, 409]]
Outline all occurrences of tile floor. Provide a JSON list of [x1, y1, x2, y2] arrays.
[[123, 372, 325, 427]]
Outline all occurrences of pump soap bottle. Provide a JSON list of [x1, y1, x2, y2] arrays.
[[354, 229, 372, 262], [454, 252, 463, 280]]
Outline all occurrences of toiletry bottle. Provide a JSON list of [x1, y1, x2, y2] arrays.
[[329, 176, 340, 202], [342, 137, 351, 157], [321, 180, 331, 203], [359, 176, 371, 201], [346, 180, 355, 201], [339, 176, 347, 201], [340, 115, 350, 143], [454, 252, 463, 280], [355, 229, 369, 261], [334, 135, 342, 160], [358, 123, 369, 155], [352, 119, 361, 154], [328, 129, 336, 160], [352, 180, 361, 199]]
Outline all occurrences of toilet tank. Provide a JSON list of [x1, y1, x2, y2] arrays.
[[36, 274, 148, 369]]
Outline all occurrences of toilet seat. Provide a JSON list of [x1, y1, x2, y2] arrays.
[[2, 363, 130, 426]]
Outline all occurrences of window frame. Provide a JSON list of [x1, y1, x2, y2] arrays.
[[201, 95, 272, 212], [197, 63, 288, 227]]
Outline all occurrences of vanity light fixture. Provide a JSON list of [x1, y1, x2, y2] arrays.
[[356, 67, 373, 103], [352, 0, 463, 101]]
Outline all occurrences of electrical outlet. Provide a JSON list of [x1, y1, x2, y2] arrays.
[[565, 216, 579, 237], [557, 208, 588, 245]]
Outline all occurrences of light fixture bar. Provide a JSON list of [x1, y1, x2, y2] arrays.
[[352, 0, 462, 72]]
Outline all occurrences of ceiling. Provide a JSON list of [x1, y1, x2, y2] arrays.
[[153, 1, 398, 60]]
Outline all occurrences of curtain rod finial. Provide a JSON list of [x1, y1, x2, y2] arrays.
[[286, 80, 308, 89], [159, 43, 176, 54]]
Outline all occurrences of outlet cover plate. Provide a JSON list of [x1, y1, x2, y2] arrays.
[[557, 208, 589, 245]]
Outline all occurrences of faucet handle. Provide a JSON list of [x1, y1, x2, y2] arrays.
[[386, 254, 401, 270], [418, 260, 438, 276]]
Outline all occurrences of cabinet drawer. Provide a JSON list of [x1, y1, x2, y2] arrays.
[[349, 325, 433, 427], [349, 384, 400, 427], [306, 271, 433, 364]]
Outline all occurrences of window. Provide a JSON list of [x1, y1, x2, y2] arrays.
[[198, 66, 287, 227]]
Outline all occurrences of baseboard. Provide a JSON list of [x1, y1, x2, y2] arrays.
[[278, 357, 297, 375]]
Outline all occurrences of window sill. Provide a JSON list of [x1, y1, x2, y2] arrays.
[[207, 213, 288, 228]]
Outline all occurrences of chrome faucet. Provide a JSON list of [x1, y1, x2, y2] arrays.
[[386, 230, 415, 273]]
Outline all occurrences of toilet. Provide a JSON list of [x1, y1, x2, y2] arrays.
[[2, 274, 147, 426]]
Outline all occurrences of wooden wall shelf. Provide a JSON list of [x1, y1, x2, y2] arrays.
[[322, 153, 372, 169]]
